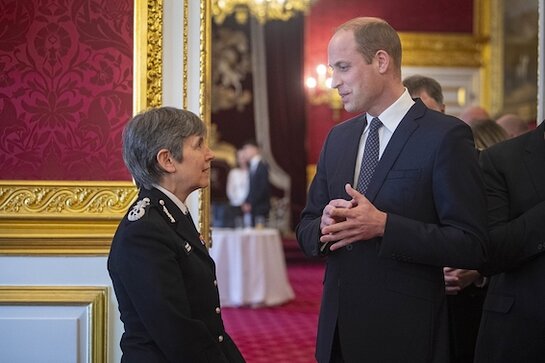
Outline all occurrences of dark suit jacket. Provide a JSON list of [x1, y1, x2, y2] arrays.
[[296, 100, 488, 363], [474, 122, 545, 363], [108, 188, 245, 363], [245, 159, 270, 220]]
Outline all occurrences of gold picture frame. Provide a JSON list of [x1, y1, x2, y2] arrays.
[[0, 286, 108, 363], [0, 0, 213, 254]]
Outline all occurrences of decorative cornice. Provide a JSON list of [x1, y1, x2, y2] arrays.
[[0, 181, 136, 215], [0, 181, 137, 255]]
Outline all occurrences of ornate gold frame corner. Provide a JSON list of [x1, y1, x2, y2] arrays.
[[0, 286, 108, 363], [0, 0, 163, 255]]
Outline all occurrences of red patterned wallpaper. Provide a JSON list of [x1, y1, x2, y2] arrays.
[[0, 0, 133, 180], [305, 0, 474, 163]]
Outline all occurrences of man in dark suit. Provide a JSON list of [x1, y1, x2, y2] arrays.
[[474, 121, 545, 363], [108, 107, 245, 362], [241, 140, 270, 226], [296, 17, 488, 363], [406, 74, 487, 363]]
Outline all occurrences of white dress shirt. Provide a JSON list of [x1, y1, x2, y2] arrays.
[[353, 89, 415, 186]]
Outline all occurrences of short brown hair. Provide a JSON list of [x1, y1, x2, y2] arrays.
[[336, 17, 402, 72]]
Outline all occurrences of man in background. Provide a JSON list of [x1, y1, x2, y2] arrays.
[[475, 121, 545, 362], [495, 113, 529, 138], [241, 140, 270, 227], [459, 105, 490, 126], [403, 74, 445, 113], [405, 74, 488, 363]]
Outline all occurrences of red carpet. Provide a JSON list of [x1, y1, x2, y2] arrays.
[[222, 263, 325, 363]]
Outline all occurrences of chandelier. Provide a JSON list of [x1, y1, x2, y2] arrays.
[[212, 0, 315, 24]]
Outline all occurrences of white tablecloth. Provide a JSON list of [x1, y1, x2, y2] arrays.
[[209, 228, 295, 307]]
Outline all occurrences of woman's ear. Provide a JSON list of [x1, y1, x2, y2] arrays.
[[156, 149, 176, 173]]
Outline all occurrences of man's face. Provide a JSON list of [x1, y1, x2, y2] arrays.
[[415, 90, 445, 113], [328, 30, 382, 115]]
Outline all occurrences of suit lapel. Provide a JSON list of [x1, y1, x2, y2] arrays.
[[523, 123, 545, 200], [365, 104, 421, 202]]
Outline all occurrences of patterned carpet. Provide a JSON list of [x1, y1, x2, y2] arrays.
[[222, 262, 325, 363]]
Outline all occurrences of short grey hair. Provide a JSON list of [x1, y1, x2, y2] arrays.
[[122, 107, 206, 189]]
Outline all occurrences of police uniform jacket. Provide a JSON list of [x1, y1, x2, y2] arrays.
[[108, 187, 245, 362]]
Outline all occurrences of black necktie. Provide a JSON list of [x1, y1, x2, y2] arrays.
[[356, 117, 382, 194]]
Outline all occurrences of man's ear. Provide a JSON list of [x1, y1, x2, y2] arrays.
[[375, 50, 389, 74], [156, 149, 176, 173]]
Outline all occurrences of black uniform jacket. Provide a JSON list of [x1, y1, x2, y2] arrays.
[[108, 187, 245, 363]]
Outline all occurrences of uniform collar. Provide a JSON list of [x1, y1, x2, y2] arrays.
[[152, 184, 189, 215]]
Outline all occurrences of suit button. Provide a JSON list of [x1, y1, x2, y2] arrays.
[[218, 335, 224, 343], [538, 243, 543, 250], [215, 307, 221, 314], [346, 245, 353, 251], [213, 280, 218, 286]]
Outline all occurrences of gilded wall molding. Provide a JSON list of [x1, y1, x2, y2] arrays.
[[0, 286, 108, 363], [200, 0, 212, 246], [0, 181, 137, 255], [400, 32, 486, 68], [146, 0, 163, 108]]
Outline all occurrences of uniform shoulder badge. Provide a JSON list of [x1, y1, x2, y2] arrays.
[[127, 197, 151, 221]]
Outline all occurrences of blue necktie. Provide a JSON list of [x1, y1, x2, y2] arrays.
[[356, 117, 382, 194]]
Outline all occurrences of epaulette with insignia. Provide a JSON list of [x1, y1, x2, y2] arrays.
[[127, 197, 151, 221], [159, 199, 176, 223]]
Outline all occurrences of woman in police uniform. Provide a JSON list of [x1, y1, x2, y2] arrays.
[[108, 107, 245, 362]]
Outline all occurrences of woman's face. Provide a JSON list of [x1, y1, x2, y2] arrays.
[[173, 134, 214, 197]]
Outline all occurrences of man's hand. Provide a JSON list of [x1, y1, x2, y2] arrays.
[[320, 184, 387, 251], [443, 268, 483, 295], [320, 198, 353, 230]]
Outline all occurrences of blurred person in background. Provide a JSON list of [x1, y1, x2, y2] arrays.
[[403, 74, 445, 113], [241, 140, 270, 227], [459, 105, 490, 126], [474, 121, 545, 363], [495, 113, 529, 139], [471, 118, 509, 151], [226, 148, 249, 227]]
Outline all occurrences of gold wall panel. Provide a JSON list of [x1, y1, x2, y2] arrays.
[[400, 32, 486, 68], [0, 286, 108, 363]]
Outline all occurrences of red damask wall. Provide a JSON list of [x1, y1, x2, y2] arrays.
[[305, 0, 474, 163], [0, 0, 133, 180]]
